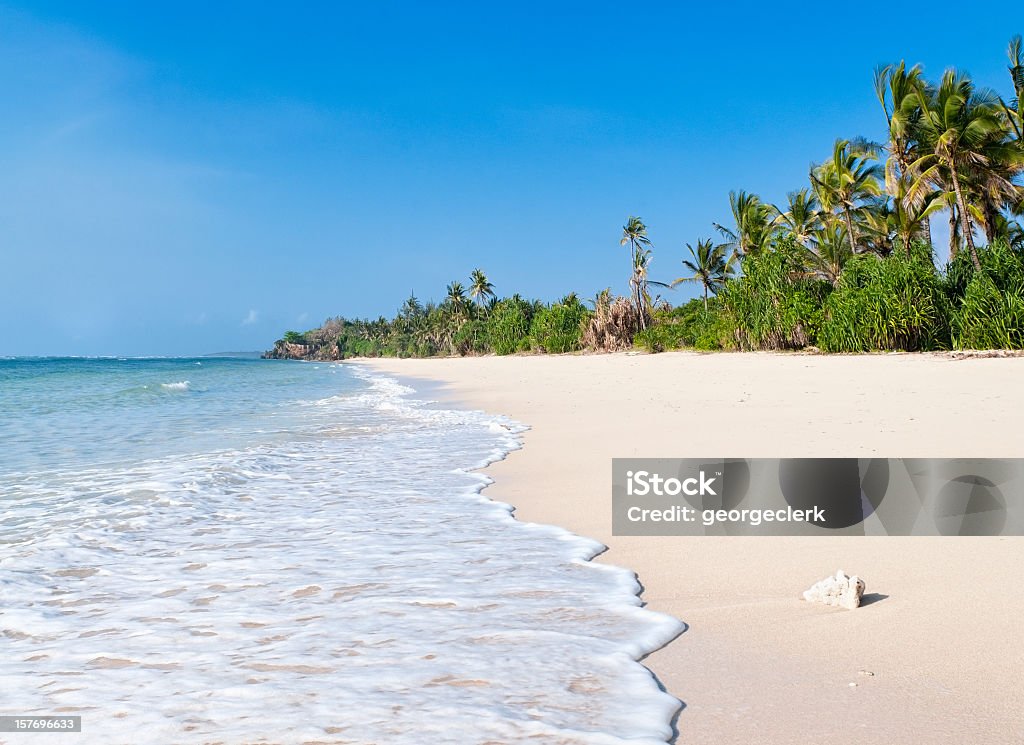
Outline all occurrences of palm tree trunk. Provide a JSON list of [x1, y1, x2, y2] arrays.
[[950, 166, 982, 272], [920, 213, 932, 248], [982, 201, 999, 245], [843, 209, 858, 254], [703, 284, 708, 312], [948, 204, 959, 261]]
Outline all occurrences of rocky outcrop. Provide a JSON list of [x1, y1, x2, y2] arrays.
[[802, 570, 865, 610], [262, 341, 341, 361]]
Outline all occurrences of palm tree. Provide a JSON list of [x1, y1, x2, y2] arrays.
[[857, 197, 896, 256], [909, 70, 1009, 271], [1007, 218, 1024, 250], [773, 188, 822, 245], [811, 139, 884, 255], [805, 225, 854, 286], [713, 191, 776, 256], [673, 239, 730, 310], [970, 148, 1024, 244], [875, 61, 934, 247], [630, 246, 672, 329], [560, 291, 581, 306], [889, 188, 944, 254], [620, 216, 654, 327], [445, 281, 469, 322], [469, 269, 495, 307], [621, 216, 652, 257], [1002, 35, 1023, 141]]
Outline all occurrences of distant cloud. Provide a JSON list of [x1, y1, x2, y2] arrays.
[[242, 309, 259, 325], [297, 312, 309, 324]]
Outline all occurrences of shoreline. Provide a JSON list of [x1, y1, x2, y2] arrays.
[[357, 351, 1024, 744]]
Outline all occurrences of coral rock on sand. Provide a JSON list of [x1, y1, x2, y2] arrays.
[[802, 570, 866, 610]]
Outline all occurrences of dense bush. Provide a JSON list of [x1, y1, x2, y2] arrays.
[[634, 322, 685, 353], [635, 300, 726, 352], [949, 242, 1024, 349], [452, 319, 489, 355], [716, 242, 828, 350], [818, 245, 949, 352], [487, 296, 535, 355], [529, 300, 589, 353]]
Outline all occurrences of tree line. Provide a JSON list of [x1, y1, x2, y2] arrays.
[[267, 37, 1024, 360]]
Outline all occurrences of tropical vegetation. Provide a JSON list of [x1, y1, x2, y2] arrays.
[[268, 38, 1024, 360]]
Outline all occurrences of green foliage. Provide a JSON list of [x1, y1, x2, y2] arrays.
[[635, 299, 727, 352], [715, 242, 828, 350], [818, 245, 949, 352], [950, 241, 1024, 349], [633, 322, 685, 353], [452, 319, 489, 355], [529, 300, 589, 353], [486, 296, 535, 355], [282, 330, 306, 344], [337, 332, 383, 359]]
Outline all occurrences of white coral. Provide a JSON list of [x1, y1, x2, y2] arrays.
[[802, 570, 866, 610]]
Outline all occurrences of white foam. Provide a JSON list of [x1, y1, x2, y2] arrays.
[[160, 381, 191, 391], [0, 367, 683, 744]]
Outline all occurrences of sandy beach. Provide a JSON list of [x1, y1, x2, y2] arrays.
[[358, 352, 1024, 745]]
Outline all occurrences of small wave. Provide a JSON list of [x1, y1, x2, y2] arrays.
[[160, 381, 191, 392]]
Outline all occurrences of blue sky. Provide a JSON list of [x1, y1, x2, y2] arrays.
[[1, 2, 1019, 355]]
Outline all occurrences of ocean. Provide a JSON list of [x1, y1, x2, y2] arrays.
[[0, 357, 682, 744]]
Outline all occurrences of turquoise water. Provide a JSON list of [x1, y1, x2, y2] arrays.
[[0, 357, 361, 473], [0, 358, 681, 744]]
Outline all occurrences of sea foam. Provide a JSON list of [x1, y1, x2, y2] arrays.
[[160, 380, 191, 391], [0, 365, 683, 744]]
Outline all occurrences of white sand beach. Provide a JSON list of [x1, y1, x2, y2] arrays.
[[358, 352, 1024, 744]]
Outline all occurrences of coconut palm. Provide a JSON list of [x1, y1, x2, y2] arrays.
[[560, 291, 581, 307], [773, 188, 823, 245], [620, 216, 654, 327], [469, 269, 495, 307], [630, 247, 672, 329], [908, 70, 1010, 271], [810, 139, 884, 255], [1008, 219, 1024, 250], [673, 239, 731, 310], [889, 187, 944, 254], [621, 216, 652, 257], [713, 190, 776, 256], [1002, 35, 1023, 140], [857, 198, 897, 256], [875, 61, 934, 246], [971, 153, 1024, 244], [445, 281, 470, 323], [805, 225, 854, 286]]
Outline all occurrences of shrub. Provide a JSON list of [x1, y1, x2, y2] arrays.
[[581, 294, 639, 351], [716, 244, 828, 350], [530, 300, 589, 353], [487, 296, 534, 355], [452, 319, 490, 355], [282, 330, 306, 344], [634, 323, 684, 353], [950, 242, 1024, 349], [819, 246, 949, 352]]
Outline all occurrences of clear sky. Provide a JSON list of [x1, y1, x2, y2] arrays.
[[1, 2, 1019, 356]]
